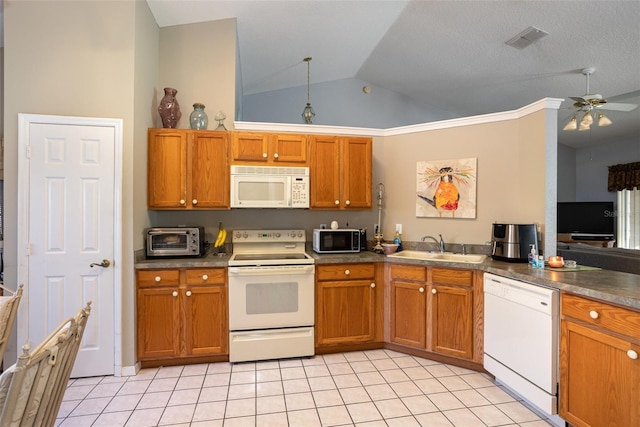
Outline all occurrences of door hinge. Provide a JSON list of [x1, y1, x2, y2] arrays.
[[25, 243, 31, 256], [26, 145, 32, 159]]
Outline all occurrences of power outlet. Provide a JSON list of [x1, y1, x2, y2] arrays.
[[396, 224, 402, 234]]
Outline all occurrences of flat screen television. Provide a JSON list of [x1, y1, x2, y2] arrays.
[[557, 201, 615, 240]]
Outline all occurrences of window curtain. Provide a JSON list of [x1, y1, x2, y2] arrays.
[[608, 161, 640, 191]]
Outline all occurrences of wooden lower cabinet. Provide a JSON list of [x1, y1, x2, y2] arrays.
[[559, 293, 640, 427], [315, 263, 383, 352], [387, 264, 481, 365], [137, 268, 228, 366], [389, 264, 427, 348], [430, 268, 474, 359]]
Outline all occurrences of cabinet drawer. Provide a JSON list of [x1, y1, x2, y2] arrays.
[[137, 269, 180, 287], [562, 293, 640, 338], [185, 268, 225, 285], [317, 263, 375, 281], [432, 268, 473, 287], [389, 264, 426, 282]]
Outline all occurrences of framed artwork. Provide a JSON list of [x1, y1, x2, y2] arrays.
[[416, 158, 477, 218]]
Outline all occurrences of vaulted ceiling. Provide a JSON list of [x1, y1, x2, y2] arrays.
[[147, 0, 640, 148]]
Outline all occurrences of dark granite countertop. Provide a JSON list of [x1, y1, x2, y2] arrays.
[[135, 249, 640, 311]]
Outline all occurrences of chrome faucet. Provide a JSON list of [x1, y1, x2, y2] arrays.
[[421, 234, 446, 253]]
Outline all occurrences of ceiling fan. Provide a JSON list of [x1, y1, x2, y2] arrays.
[[563, 68, 639, 131]]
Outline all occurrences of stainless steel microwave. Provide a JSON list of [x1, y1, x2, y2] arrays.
[[312, 229, 362, 253], [146, 227, 206, 258]]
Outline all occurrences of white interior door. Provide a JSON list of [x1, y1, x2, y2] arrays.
[[17, 115, 122, 378]]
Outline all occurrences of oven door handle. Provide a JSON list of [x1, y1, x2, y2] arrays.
[[228, 265, 315, 276]]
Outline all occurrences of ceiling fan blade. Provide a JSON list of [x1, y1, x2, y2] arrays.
[[607, 89, 640, 102], [598, 102, 638, 112], [569, 96, 586, 103]]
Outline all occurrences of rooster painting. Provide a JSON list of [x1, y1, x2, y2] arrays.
[[416, 159, 477, 218]]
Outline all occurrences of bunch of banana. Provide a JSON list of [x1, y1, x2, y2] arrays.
[[214, 222, 227, 249]]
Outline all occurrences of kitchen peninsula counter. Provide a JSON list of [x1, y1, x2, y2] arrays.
[[135, 250, 640, 311]]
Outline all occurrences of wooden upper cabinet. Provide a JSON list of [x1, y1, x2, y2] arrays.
[[231, 131, 308, 165], [342, 136, 373, 209], [148, 129, 230, 210], [148, 129, 188, 208], [310, 135, 372, 209], [189, 132, 230, 209]]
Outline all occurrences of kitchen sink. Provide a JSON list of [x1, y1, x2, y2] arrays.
[[387, 250, 487, 264]]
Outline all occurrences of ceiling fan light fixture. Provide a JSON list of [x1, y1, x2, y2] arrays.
[[578, 121, 591, 131], [580, 111, 593, 126], [563, 115, 578, 131], [597, 113, 612, 127]]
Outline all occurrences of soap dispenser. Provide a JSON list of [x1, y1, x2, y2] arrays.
[[528, 244, 537, 266], [393, 225, 403, 251]]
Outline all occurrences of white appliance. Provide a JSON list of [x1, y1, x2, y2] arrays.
[[230, 165, 310, 208], [228, 229, 315, 363], [484, 273, 564, 426]]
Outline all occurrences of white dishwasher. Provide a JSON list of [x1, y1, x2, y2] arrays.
[[484, 273, 562, 423]]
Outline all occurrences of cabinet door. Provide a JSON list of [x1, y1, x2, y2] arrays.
[[148, 129, 187, 208], [190, 132, 230, 208], [271, 133, 308, 163], [184, 285, 228, 355], [429, 285, 473, 359], [310, 135, 342, 208], [231, 132, 270, 163], [316, 280, 376, 345], [341, 136, 372, 209], [560, 320, 640, 427], [390, 279, 426, 348], [137, 287, 181, 359]]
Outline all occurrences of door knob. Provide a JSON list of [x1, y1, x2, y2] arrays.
[[90, 259, 111, 268]]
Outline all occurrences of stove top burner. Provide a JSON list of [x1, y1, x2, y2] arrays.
[[229, 229, 314, 266]]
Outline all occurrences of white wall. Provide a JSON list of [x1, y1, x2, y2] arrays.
[[4, 0, 158, 370]]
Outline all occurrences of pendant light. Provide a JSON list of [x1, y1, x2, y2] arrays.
[[301, 57, 315, 124]]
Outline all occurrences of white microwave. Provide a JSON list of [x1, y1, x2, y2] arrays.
[[230, 165, 310, 208]]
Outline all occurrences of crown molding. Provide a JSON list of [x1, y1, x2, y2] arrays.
[[234, 98, 564, 137]]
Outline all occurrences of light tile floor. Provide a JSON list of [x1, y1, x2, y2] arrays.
[[56, 349, 554, 427]]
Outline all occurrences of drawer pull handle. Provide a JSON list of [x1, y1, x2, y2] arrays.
[[155, 276, 161, 282], [334, 200, 340, 205], [589, 310, 599, 319], [344, 269, 350, 275], [192, 199, 198, 205], [370, 283, 375, 288], [179, 199, 186, 205], [628, 350, 638, 360], [172, 291, 178, 297], [345, 200, 351, 206], [432, 288, 437, 294], [419, 287, 425, 293], [274, 153, 279, 159], [202, 274, 208, 281], [186, 291, 192, 297], [262, 152, 268, 158]]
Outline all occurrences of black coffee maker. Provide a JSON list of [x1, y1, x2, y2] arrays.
[[490, 223, 539, 262]]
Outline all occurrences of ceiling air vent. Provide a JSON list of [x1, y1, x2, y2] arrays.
[[506, 26, 548, 49]]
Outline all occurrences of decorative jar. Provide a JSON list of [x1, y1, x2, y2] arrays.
[[158, 87, 181, 128], [189, 103, 208, 130]]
